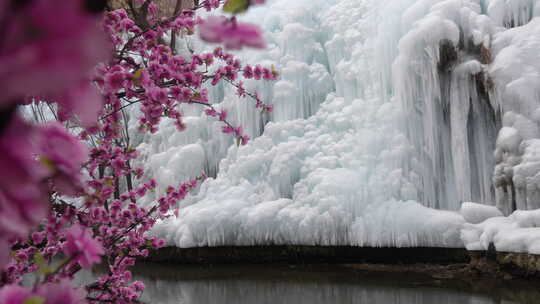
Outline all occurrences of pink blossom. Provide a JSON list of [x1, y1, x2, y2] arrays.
[[240, 135, 250, 145], [211, 72, 222, 86], [0, 0, 110, 110], [0, 240, 9, 270], [0, 285, 34, 304], [253, 65, 263, 80], [204, 109, 218, 117], [147, 2, 158, 19], [199, 16, 266, 50], [204, 0, 221, 11], [132, 281, 145, 292], [37, 280, 86, 304], [236, 81, 246, 97], [0, 118, 48, 249], [104, 71, 126, 92], [218, 110, 228, 121], [222, 125, 235, 134], [202, 53, 214, 65], [0, 117, 48, 189], [55, 82, 104, 128], [147, 87, 168, 103], [63, 224, 104, 269], [262, 68, 273, 80], [111, 157, 127, 175], [152, 238, 166, 249], [37, 122, 88, 196], [0, 0, 274, 301], [243, 65, 253, 78]]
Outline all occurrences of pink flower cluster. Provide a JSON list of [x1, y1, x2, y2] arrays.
[[0, 0, 107, 274], [0, 280, 85, 304], [0, 119, 89, 269], [80, 176, 204, 303], [0, 0, 110, 125], [97, 8, 276, 144], [63, 225, 105, 269], [204, 0, 221, 11], [200, 16, 266, 50], [0, 0, 275, 303]]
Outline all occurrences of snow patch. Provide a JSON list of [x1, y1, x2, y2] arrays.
[[460, 202, 503, 224], [461, 209, 540, 254]]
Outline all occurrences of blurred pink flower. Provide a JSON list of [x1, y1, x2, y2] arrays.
[[0, 240, 9, 270], [0, 117, 89, 267], [63, 224, 104, 269], [0, 117, 49, 248], [199, 16, 265, 50], [55, 82, 104, 127], [37, 280, 86, 304], [37, 122, 88, 195], [0, 285, 34, 304], [0, 0, 110, 121]]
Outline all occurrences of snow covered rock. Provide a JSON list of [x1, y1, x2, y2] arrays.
[[460, 202, 504, 224], [461, 209, 540, 254]]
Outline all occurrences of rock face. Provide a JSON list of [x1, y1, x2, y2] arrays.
[[469, 250, 540, 278], [146, 245, 540, 280], [497, 252, 540, 277], [147, 246, 470, 264], [108, 0, 195, 18]]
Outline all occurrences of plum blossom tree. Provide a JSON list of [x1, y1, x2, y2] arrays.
[[0, 0, 272, 303]]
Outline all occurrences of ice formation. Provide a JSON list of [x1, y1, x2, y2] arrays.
[[132, 0, 335, 199], [152, 93, 464, 247], [461, 209, 540, 254], [388, 0, 540, 214], [139, 0, 540, 248]]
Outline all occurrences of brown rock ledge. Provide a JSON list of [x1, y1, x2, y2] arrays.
[[146, 246, 469, 264]]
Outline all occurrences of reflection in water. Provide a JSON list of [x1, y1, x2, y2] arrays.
[[129, 264, 514, 304], [141, 279, 495, 304]]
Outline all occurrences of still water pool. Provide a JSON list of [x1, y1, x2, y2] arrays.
[[115, 264, 540, 304]]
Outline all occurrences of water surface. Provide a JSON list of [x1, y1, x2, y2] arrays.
[[126, 264, 539, 304]]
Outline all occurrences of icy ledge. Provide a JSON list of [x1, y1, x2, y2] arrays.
[[462, 207, 540, 255], [153, 194, 540, 254], [151, 93, 466, 248], [152, 199, 466, 248]]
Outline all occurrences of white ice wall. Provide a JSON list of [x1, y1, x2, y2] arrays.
[[132, 0, 336, 202], [392, 0, 540, 213], [144, 0, 540, 247], [150, 0, 467, 248]]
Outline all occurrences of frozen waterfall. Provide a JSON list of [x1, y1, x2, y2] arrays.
[[136, 0, 540, 248]]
